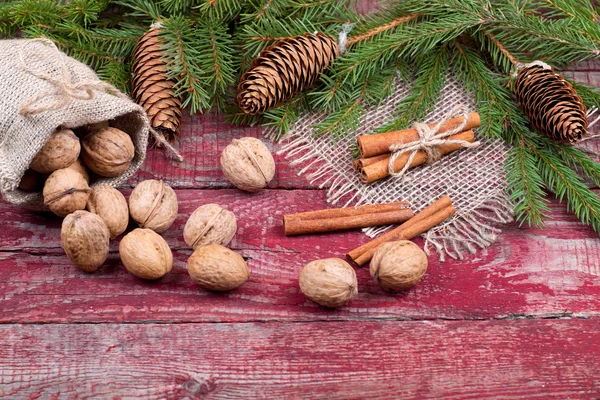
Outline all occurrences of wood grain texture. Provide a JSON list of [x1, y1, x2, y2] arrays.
[[1, 320, 599, 399], [2, 2, 600, 395], [131, 113, 322, 190], [1, 190, 600, 323]]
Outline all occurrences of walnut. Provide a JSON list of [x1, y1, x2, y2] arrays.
[[61, 210, 110, 272], [19, 169, 46, 192], [129, 180, 178, 233], [81, 127, 134, 177], [30, 129, 80, 174], [43, 168, 91, 217], [299, 258, 358, 308], [187, 244, 249, 291], [370, 240, 428, 292], [65, 158, 90, 183], [220, 137, 275, 192], [183, 204, 237, 249], [87, 185, 129, 239], [119, 228, 173, 280]]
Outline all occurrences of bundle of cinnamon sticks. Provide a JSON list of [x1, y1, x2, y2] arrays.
[[354, 113, 481, 184]]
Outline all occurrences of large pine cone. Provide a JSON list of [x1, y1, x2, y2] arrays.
[[237, 32, 339, 115], [132, 26, 182, 141], [514, 62, 587, 143]]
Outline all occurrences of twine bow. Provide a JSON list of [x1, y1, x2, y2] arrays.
[[388, 105, 481, 179], [18, 38, 126, 117]]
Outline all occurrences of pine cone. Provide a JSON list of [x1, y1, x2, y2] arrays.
[[237, 32, 339, 115], [514, 62, 587, 143], [132, 26, 182, 141]]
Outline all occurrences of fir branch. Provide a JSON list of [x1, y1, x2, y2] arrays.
[[566, 78, 600, 111], [538, 0, 600, 42], [506, 141, 550, 228], [194, 0, 244, 20], [375, 46, 448, 133], [485, 9, 600, 66], [263, 94, 309, 138], [285, 0, 351, 22], [116, 0, 163, 20], [58, 21, 143, 58], [345, 13, 419, 47], [239, 16, 331, 61], [530, 136, 600, 232], [160, 0, 199, 15], [541, 137, 600, 188], [311, 70, 395, 138], [160, 16, 211, 114], [196, 20, 236, 111], [7, 0, 61, 27], [63, 0, 106, 26], [313, 81, 368, 139], [451, 41, 516, 141], [478, 30, 519, 75], [330, 13, 482, 87]]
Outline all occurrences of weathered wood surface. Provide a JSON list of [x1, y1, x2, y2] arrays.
[[1, 190, 600, 324], [1, 320, 599, 399], [2, 6, 600, 396]]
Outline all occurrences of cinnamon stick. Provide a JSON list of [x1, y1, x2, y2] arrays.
[[346, 196, 455, 266], [284, 208, 414, 236], [359, 130, 475, 184], [284, 202, 413, 236], [353, 154, 390, 171], [285, 201, 409, 222], [357, 113, 480, 158]]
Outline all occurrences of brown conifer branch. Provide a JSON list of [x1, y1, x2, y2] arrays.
[[346, 14, 420, 47], [484, 30, 520, 66]]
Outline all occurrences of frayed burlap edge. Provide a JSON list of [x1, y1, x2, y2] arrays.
[[269, 77, 514, 261]]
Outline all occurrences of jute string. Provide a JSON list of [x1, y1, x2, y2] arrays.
[[338, 24, 353, 54], [18, 38, 128, 116], [388, 105, 481, 178], [15, 37, 184, 162]]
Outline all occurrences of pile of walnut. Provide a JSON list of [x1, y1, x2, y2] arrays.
[[26, 131, 269, 291], [21, 124, 135, 216], [299, 241, 428, 308], [60, 177, 248, 290]]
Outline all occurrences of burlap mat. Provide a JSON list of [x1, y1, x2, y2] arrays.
[[273, 76, 513, 261]]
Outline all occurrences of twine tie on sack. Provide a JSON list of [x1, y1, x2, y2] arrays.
[[388, 105, 481, 178], [18, 38, 127, 117]]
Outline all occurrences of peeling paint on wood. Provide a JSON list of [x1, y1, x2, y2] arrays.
[[1, 320, 599, 399]]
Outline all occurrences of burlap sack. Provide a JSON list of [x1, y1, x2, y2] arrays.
[[0, 38, 149, 208]]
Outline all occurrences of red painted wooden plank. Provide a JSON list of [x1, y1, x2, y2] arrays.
[[1, 191, 600, 323], [132, 113, 318, 190], [1, 320, 599, 399]]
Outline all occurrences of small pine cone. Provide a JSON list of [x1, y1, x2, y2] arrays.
[[132, 25, 182, 141], [514, 62, 587, 143], [237, 32, 339, 115]]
